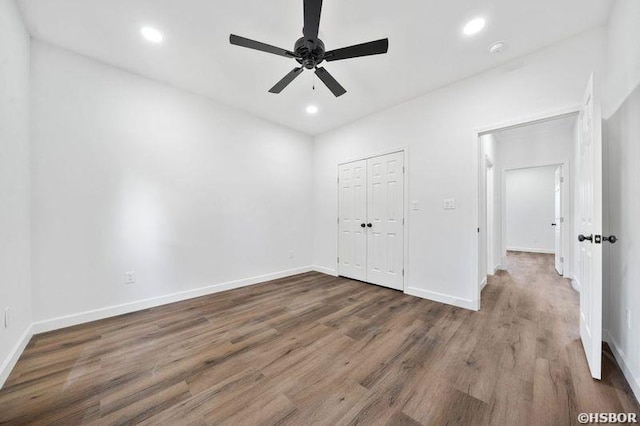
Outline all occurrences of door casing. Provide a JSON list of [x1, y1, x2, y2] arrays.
[[555, 165, 564, 275]]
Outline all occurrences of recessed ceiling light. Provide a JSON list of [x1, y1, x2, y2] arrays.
[[306, 105, 319, 115], [141, 26, 163, 43], [463, 17, 486, 36], [488, 41, 506, 54]]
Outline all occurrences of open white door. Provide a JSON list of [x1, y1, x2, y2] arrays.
[[554, 166, 563, 275], [577, 74, 603, 380], [338, 160, 368, 281]]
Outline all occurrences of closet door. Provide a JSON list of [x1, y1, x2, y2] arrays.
[[366, 152, 404, 290], [338, 160, 367, 281]]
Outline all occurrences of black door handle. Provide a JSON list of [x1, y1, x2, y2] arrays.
[[603, 235, 618, 244], [367, 223, 372, 228], [551, 223, 557, 226], [578, 234, 593, 242], [360, 223, 366, 228]]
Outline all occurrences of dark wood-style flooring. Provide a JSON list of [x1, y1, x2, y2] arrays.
[[0, 252, 638, 425]]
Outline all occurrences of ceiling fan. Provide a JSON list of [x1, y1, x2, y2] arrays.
[[229, 0, 389, 97]]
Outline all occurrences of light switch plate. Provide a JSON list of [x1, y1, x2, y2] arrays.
[[125, 271, 136, 284], [444, 198, 456, 210], [412, 201, 420, 211]]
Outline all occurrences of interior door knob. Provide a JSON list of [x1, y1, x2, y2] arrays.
[[603, 235, 618, 244], [551, 223, 557, 226], [578, 234, 593, 242], [367, 223, 372, 228], [360, 223, 366, 228]]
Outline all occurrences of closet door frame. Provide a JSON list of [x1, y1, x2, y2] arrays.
[[336, 147, 409, 293]]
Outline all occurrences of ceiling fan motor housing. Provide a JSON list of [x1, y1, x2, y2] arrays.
[[295, 37, 325, 69]]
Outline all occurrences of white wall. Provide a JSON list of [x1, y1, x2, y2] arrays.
[[496, 122, 575, 169], [0, 0, 32, 387], [313, 28, 605, 310], [602, 0, 640, 401], [505, 166, 556, 253], [30, 42, 314, 326]]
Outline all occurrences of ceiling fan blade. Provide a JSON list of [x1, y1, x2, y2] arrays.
[[269, 67, 304, 93], [315, 67, 346, 97], [325, 38, 389, 62], [230, 34, 295, 58], [303, 0, 323, 40]]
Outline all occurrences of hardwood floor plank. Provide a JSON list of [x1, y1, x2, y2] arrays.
[[0, 255, 638, 425], [533, 358, 574, 426]]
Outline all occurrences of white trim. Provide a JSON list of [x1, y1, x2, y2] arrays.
[[506, 247, 555, 254], [480, 277, 487, 291], [337, 147, 408, 166], [32, 266, 313, 334], [312, 265, 338, 276], [604, 330, 640, 403], [572, 276, 581, 293], [336, 147, 409, 293], [503, 161, 568, 172], [405, 286, 478, 311], [0, 324, 33, 389]]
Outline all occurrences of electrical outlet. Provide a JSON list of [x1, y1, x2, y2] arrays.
[[626, 309, 631, 330], [125, 271, 136, 284], [289, 250, 294, 259], [4, 308, 11, 328]]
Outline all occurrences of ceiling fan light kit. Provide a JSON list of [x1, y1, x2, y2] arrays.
[[229, 0, 389, 97]]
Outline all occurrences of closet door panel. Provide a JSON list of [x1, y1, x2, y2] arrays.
[[338, 160, 367, 281], [366, 152, 404, 290]]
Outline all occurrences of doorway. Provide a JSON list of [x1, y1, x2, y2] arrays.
[[477, 112, 577, 295]]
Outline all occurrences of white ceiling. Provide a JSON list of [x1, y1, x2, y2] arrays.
[[18, 0, 611, 135]]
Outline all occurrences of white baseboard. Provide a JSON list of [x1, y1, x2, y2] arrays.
[[312, 265, 338, 276], [604, 330, 640, 403], [32, 266, 313, 334], [0, 324, 33, 390], [571, 276, 581, 293], [405, 286, 478, 311], [480, 277, 488, 291], [507, 247, 555, 254]]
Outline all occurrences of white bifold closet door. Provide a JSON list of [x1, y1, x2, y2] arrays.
[[338, 152, 404, 291]]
